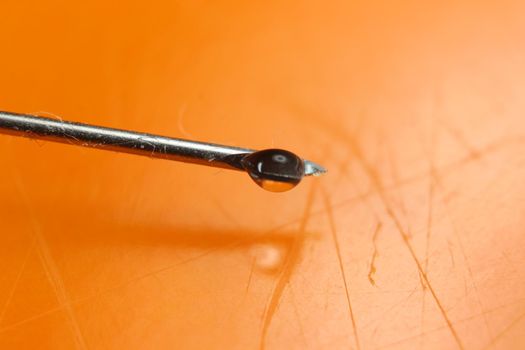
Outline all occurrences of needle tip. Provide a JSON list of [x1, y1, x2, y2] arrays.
[[304, 160, 327, 177]]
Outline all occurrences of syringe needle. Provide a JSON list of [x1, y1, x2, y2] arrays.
[[0, 110, 326, 192]]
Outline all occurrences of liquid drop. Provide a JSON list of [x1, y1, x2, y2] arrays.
[[250, 244, 284, 272], [256, 179, 297, 192], [241, 149, 305, 192]]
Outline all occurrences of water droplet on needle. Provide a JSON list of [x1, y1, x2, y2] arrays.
[[241, 149, 305, 192], [0, 111, 326, 192]]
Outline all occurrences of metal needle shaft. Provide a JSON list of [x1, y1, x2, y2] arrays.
[[0, 111, 326, 177]]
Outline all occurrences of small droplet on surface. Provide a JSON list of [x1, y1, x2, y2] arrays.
[[241, 149, 305, 192], [250, 244, 284, 272]]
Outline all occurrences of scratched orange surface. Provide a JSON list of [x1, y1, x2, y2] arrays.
[[1, 1, 525, 349]]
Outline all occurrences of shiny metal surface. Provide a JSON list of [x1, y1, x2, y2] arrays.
[[0, 111, 325, 176]]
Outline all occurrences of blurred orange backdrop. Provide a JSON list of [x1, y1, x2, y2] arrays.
[[1, 1, 525, 349]]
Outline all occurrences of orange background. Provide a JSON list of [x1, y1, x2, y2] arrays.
[[1, 1, 525, 349]]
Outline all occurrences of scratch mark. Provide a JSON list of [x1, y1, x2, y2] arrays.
[[499, 250, 517, 275], [258, 182, 317, 350], [384, 187, 464, 349], [335, 158, 351, 183], [419, 135, 436, 348], [210, 196, 242, 227], [225, 257, 258, 326], [447, 240, 456, 268], [439, 119, 479, 160], [428, 163, 494, 344], [0, 239, 35, 325], [245, 258, 256, 294], [11, 170, 88, 350], [482, 310, 525, 349], [263, 135, 525, 240], [340, 156, 381, 222], [424, 180, 435, 277], [386, 141, 410, 233], [376, 299, 525, 350], [288, 286, 307, 347], [322, 186, 361, 350], [35, 234, 87, 350], [361, 287, 420, 331], [347, 140, 465, 350], [0, 306, 64, 334], [1, 221, 290, 336], [423, 104, 438, 279], [367, 223, 383, 286]]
